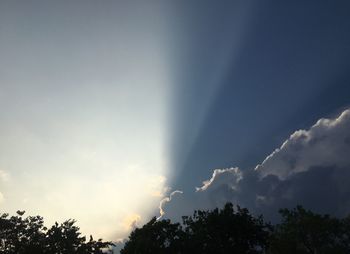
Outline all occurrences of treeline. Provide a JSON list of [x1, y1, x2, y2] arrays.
[[1, 204, 350, 254], [121, 203, 350, 254], [0, 211, 114, 254]]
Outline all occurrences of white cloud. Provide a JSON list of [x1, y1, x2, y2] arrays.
[[196, 167, 242, 191], [256, 109, 350, 179], [122, 214, 141, 231], [161, 108, 350, 221]]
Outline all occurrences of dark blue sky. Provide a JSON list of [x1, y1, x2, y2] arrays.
[[169, 0, 350, 191]]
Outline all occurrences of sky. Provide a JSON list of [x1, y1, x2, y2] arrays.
[[0, 0, 173, 240], [1, 0, 350, 246]]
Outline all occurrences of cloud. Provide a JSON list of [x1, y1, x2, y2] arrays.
[[0, 192, 4, 204], [158, 190, 183, 219], [161, 109, 350, 221], [122, 214, 141, 231], [256, 109, 350, 179], [196, 167, 242, 191]]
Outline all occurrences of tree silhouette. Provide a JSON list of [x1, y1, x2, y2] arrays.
[[0, 211, 114, 254], [121, 203, 271, 254], [3, 204, 350, 254], [182, 203, 271, 254], [268, 206, 350, 254], [120, 217, 184, 254]]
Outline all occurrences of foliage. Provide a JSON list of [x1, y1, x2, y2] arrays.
[[121, 203, 271, 254], [121, 203, 350, 254], [268, 206, 350, 254], [120, 217, 184, 254], [182, 203, 271, 254], [0, 211, 114, 254], [2, 204, 350, 254]]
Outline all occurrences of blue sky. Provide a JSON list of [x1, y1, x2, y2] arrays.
[[169, 0, 350, 191], [1, 0, 350, 244]]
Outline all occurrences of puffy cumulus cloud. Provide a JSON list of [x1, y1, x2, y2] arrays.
[[256, 109, 350, 179], [159, 170, 247, 222], [196, 168, 242, 191], [161, 109, 350, 222]]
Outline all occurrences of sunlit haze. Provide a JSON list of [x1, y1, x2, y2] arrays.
[[0, 1, 171, 240]]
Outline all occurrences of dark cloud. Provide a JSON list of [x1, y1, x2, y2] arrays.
[[161, 109, 350, 222]]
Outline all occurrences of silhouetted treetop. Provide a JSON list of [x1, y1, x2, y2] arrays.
[[121, 203, 350, 254], [268, 206, 350, 254], [0, 211, 114, 254], [2, 204, 350, 254], [120, 217, 183, 254], [121, 203, 271, 254]]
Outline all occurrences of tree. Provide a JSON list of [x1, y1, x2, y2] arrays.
[[0, 211, 47, 254], [0, 211, 114, 254], [268, 206, 350, 254], [120, 203, 271, 254], [120, 217, 184, 254], [182, 203, 271, 254]]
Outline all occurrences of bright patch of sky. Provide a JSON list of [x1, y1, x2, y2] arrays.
[[0, 1, 171, 240]]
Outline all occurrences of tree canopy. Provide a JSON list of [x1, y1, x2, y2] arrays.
[[120, 217, 183, 254], [2, 204, 350, 254], [268, 206, 350, 254], [121, 204, 350, 254], [121, 203, 271, 254], [0, 211, 114, 254]]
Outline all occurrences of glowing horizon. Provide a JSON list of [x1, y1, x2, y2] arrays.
[[0, 1, 173, 240]]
